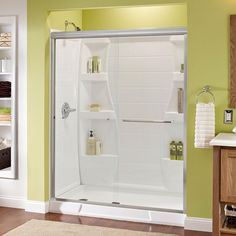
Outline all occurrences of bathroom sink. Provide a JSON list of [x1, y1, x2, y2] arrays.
[[210, 133, 236, 147]]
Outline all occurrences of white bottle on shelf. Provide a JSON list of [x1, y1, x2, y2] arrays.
[[96, 140, 102, 155]]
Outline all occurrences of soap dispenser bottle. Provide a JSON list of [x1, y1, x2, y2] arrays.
[[86, 130, 96, 155]]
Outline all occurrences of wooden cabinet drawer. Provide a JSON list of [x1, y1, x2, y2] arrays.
[[221, 149, 236, 203]]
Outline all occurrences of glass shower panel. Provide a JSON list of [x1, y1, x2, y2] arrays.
[[53, 35, 185, 212], [113, 36, 184, 211], [54, 39, 81, 197]]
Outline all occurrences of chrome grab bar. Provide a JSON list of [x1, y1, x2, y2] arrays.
[[122, 119, 172, 124]]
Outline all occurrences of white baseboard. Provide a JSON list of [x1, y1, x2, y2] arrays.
[[184, 217, 212, 232], [0, 195, 25, 209], [49, 200, 185, 227], [25, 200, 49, 214], [49, 200, 82, 215]]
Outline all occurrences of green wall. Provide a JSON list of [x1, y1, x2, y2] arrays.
[[48, 10, 83, 31], [27, 0, 236, 218], [186, 0, 236, 217], [82, 5, 187, 30]]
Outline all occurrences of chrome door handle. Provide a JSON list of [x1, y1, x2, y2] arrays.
[[61, 102, 76, 119]]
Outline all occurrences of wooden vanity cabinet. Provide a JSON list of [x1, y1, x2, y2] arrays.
[[213, 146, 236, 236], [221, 149, 236, 203]]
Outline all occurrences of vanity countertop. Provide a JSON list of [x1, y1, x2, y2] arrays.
[[210, 133, 236, 147]]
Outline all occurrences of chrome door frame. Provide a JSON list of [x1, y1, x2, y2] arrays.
[[50, 27, 188, 213]]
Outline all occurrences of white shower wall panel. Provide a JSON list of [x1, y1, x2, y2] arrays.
[[118, 36, 174, 57], [111, 37, 183, 192], [118, 103, 167, 120], [118, 57, 174, 72], [118, 72, 172, 88], [55, 40, 81, 196]]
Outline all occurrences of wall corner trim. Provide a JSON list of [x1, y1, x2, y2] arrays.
[[184, 217, 212, 232], [25, 200, 49, 214]]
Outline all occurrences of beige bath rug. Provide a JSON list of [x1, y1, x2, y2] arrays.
[[4, 219, 178, 236]]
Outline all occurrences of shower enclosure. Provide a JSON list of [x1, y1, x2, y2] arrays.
[[51, 29, 187, 213]]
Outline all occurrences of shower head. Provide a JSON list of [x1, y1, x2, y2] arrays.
[[65, 20, 81, 31]]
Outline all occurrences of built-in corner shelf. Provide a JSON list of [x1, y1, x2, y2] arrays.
[[161, 158, 184, 163], [80, 110, 116, 120], [81, 154, 118, 158], [164, 112, 184, 123], [79, 37, 118, 186]]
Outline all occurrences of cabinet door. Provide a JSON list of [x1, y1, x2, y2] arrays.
[[221, 149, 236, 202]]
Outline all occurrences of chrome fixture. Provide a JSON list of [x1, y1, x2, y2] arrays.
[[122, 119, 172, 124], [61, 102, 76, 119], [196, 85, 215, 103], [65, 20, 81, 31]]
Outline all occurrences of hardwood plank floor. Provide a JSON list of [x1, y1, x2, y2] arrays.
[[0, 207, 211, 236]]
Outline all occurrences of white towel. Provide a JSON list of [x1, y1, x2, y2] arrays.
[[194, 102, 215, 148]]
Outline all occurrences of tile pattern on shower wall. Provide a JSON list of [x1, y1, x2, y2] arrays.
[[109, 36, 184, 191]]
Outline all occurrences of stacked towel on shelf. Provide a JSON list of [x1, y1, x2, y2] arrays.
[[0, 81, 11, 97], [0, 137, 11, 149], [194, 102, 215, 148], [0, 32, 11, 47], [0, 107, 11, 122]]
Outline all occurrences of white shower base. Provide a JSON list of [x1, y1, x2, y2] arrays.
[[57, 184, 183, 212]]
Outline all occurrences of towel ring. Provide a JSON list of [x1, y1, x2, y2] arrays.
[[196, 85, 215, 103]]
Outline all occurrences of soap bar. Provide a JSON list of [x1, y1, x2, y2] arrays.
[[89, 104, 101, 112]]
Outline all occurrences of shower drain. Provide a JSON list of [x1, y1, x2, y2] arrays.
[[112, 202, 120, 205]]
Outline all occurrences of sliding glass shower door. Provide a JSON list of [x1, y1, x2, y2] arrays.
[[52, 30, 186, 212]]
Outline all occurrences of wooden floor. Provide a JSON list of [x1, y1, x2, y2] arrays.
[[0, 207, 211, 236]]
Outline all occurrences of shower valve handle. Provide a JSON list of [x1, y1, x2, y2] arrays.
[[61, 102, 76, 119]]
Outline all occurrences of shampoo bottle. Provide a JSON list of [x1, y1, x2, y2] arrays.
[[86, 130, 96, 155], [178, 88, 184, 113], [169, 141, 177, 160], [176, 141, 184, 160]]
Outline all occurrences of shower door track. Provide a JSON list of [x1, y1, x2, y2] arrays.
[[50, 27, 188, 215], [51, 28, 187, 39]]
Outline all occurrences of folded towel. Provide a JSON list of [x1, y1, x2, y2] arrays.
[[194, 102, 215, 148], [0, 107, 11, 115]]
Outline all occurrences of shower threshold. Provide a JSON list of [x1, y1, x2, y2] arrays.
[[56, 184, 183, 212]]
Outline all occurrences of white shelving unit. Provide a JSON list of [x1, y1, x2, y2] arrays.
[[0, 16, 16, 179], [78, 38, 118, 185]]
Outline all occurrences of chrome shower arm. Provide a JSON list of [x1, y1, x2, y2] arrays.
[[65, 20, 81, 31]]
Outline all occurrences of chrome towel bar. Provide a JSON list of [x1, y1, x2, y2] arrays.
[[122, 119, 172, 124]]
